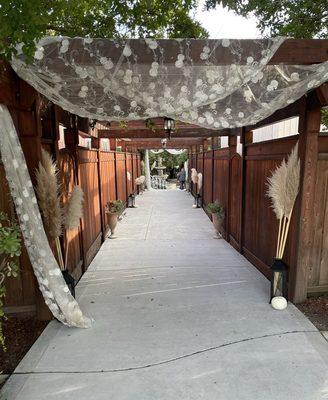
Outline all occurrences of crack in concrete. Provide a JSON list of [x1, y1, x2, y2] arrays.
[[11, 330, 318, 376]]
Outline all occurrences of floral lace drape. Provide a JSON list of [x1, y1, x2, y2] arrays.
[[3, 37, 328, 326], [0, 105, 91, 328], [11, 37, 328, 130]]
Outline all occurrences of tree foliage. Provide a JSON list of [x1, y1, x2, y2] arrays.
[[149, 151, 188, 176], [205, 0, 328, 39], [0, 0, 208, 60], [205, 0, 328, 128]]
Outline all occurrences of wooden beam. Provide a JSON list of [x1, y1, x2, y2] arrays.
[[64, 38, 328, 66], [126, 138, 201, 149], [242, 99, 302, 133], [98, 128, 226, 139], [292, 100, 322, 303], [269, 39, 328, 65]]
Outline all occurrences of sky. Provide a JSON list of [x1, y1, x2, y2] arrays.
[[195, 2, 261, 39]]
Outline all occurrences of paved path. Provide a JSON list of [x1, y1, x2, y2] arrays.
[[2, 190, 328, 400]]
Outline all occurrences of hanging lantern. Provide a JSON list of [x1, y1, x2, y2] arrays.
[[128, 193, 136, 208], [164, 117, 175, 139], [270, 259, 288, 302]]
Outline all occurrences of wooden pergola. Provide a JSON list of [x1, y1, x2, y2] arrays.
[[0, 38, 327, 320], [92, 39, 328, 304]]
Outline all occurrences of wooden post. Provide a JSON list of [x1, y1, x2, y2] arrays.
[[239, 130, 253, 253], [93, 138, 105, 241], [292, 101, 321, 303], [226, 135, 237, 241]]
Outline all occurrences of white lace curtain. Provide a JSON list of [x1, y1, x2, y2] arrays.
[[0, 105, 91, 328], [11, 37, 328, 130], [2, 37, 328, 327], [150, 149, 186, 155]]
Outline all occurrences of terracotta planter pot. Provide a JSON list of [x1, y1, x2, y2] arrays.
[[106, 212, 119, 239], [212, 213, 223, 239]]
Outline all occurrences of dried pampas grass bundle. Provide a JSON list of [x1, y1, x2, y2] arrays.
[[266, 143, 300, 260], [135, 175, 145, 185], [64, 185, 84, 269], [197, 173, 203, 194], [36, 149, 64, 269], [64, 186, 84, 230], [191, 168, 198, 184]]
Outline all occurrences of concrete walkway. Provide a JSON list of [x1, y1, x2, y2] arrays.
[[2, 190, 328, 400]]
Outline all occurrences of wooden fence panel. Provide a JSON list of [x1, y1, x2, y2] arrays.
[[99, 151, 116, 236], [137, 154, 141, 177], [58, 150, 83, 280], [132, 153, 138, 191], [203, 151, 213, 206], [126, 153, 133, 196], [243, 136, 299, 279], [78, 148, 102, 268], [197, 153, 204, 197], [1, 165, 36, 313], [229, 154, 242, 249], [308, 136, 328, 292], [213, 148, 229, 234], [115, 152, 127, 202]]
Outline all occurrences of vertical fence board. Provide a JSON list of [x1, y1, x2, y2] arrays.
[[213, 148, 229, 235], [58, 150, 83, 279], [126, 153, 133, 196], [99, 151, 116, 236], [78, 148, 102, 268], [203, 151, 213, 206], [115, 153, 127, 202]]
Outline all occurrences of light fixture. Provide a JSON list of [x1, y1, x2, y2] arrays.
[[164, 117, 175, 139], [128, 193, 136, 208], [161, 138, 167, 148], [270, 259, 288, 302]]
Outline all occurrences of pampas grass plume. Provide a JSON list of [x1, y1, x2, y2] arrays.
[[64, 186, 84, 230], [266, 159, 287, 220], [197, 172, 203, 192], [191, 168, 198, 184], [35, 149, 62, 239]]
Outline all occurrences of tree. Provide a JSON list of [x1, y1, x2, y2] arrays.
[[0, 0, 208, 60], [205, 0, 328, 39], [205, 0, 328, 129], [149, 150, 188, 177]]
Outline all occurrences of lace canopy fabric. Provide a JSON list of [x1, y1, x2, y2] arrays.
[[1, 37, 328, 327], [0, 105, 91, 328], [150, 149, 186, 155], [11, 37, 328, 130]]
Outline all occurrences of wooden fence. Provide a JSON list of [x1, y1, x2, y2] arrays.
[[0, 64, 142, 317], [192, 133, 328, 298]]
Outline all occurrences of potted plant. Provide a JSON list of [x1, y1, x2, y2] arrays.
[[105, 200, 125, 239], [205, 201, 225, 239]]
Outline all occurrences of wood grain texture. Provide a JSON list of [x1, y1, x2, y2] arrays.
[[115, 152, 127, 202], [78, 148, 102, 268]]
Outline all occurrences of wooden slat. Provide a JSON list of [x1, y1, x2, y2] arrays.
[[78, 148, 102, 268], [293, 105, 321, 303], [115, 152, 127, 201], [98, 128, 225, 139]]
